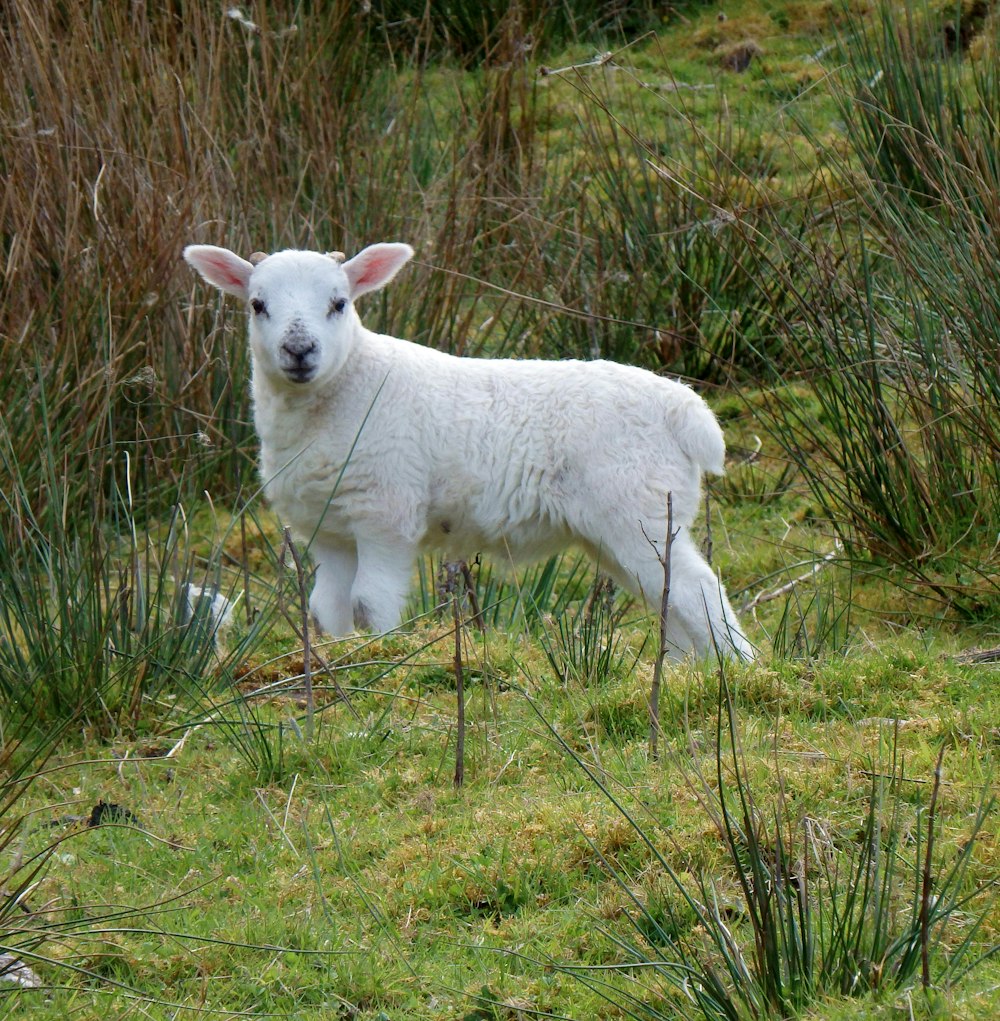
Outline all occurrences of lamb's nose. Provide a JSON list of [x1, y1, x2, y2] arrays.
[[281, 338, 317, 364]]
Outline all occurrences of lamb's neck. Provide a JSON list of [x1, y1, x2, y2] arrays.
[[251, 370, 338, 448]]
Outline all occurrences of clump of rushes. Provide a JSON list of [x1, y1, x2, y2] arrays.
[[722, 2, 1000, 612], [545, 671, 997, 1019], [0, 407, 275, 738]]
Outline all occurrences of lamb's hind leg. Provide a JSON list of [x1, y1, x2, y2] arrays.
[[663, 535, 754, 661], [601, 526, 754, 662], [582, 539, 698, 660]]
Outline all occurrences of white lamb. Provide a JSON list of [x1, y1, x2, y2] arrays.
[[183, 242, 754, 661]]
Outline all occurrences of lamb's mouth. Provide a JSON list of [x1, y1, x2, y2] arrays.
[[284, 365, 317, 384]]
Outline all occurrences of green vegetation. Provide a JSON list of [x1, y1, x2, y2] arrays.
[[2, 1, 999, 1017]]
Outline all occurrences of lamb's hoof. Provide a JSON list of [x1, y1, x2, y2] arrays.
[[352, 599, 373, 632]]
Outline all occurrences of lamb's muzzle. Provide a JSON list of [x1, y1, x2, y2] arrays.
[[278, 325, 320, 383]]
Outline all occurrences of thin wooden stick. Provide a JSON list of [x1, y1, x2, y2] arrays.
[[460, 560, 486, 633], [447, 563, 466, 788], [277, 603, 363, 724], [275, 535, 363, 723], [645, 492, 678, 761], [747, 541, 842, 621], [703, 487, 713, 568]]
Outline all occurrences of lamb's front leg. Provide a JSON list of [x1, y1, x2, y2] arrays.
[[309, 541, 358, 637], [351, 537, 417, 634]]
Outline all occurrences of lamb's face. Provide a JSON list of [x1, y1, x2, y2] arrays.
[[247, 252, 354, 387], [184, 241, 415, 389]]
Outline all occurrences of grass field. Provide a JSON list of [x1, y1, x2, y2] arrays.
[[2, 1, 1000, 1018]]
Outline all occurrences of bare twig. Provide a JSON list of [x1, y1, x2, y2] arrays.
[[445, 562, 466, 788], [459, 560, 486, 633], [537, 33, 663, 80], [282, 628, 363, 723], [644, 493, 678, 761], [276, 536, 362, 724], [539, 50, 615, 77], [747, 541, 843, 622], [703, 487, 713, 568], [437, 558, 485, 632], [165, 727, 199, 758], [255, 787, 300, 857]]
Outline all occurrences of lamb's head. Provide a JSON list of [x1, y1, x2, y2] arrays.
[[183, 242, 414, 387]]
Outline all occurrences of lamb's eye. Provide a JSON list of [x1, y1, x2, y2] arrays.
[[329, 297, 347, 316], [250, 298, 267, 316]]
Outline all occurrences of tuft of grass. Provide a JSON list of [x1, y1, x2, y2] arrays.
[[538, 576, 645, 689], [0, 437, 277, 741], [545, 671, 999, 1020]]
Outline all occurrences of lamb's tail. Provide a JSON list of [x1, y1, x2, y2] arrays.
[[670, 390, 727, 476]]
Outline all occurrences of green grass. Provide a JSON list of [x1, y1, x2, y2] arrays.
[[4, 621, 999, 1018], [3, 0, 1000, 1017]]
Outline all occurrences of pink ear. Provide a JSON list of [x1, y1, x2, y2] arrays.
[[183, 245, 254, 300], [342, 243, 415, 299]]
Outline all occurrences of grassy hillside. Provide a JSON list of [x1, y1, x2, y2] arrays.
[[2, 1, 999, 1018]]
